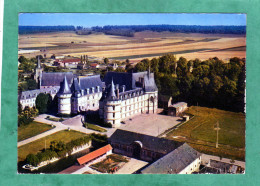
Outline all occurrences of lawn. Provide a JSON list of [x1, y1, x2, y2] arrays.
[[165, 106, 245, 160], [85, 123, 107, 133], [18, 121, 54, 142], [18, 130, 88, 162]]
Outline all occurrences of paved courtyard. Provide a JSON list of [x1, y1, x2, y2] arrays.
[[118, 113, 182, 136], [115, 157, 148, 174]]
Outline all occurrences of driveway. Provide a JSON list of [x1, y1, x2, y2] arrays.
[[115, 158, 148, 174]]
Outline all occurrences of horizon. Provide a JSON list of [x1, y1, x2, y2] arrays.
[[19, 13, 246, 27]]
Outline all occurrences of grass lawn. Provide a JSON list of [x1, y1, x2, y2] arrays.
[[45, 116, 65, 122], [86, 123, 107, 133], [165, 106, 245, 160], [18, 121, 54, 142], [18, 130, 88, 162]]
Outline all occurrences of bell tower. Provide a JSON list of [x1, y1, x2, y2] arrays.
[[35, 56, 43, 85]]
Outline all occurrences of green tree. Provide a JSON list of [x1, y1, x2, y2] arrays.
[[36, 93, 52, 114], [18, 56, 27, 63], [104, 58, 109, 65], [27, 79, 38, 90], [26, 154, 39, 166]]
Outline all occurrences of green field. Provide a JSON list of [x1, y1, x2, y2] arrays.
[[165, 106, 245, 160], [18, 130, 88, 162], [18, 121, 53, 142]]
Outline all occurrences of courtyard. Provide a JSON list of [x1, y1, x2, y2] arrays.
[[119, 113, 182, 137]]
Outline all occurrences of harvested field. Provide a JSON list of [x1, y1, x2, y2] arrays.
[[19, 31, 246, 62]]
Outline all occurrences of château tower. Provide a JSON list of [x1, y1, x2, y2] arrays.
[[57, 76, 72, 115]]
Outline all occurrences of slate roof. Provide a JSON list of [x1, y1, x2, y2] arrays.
[[141, 143, 201, 174], [103, 72, 133, 90], [58, 76, 72, 94], [107, 78, 117, 100], [20, 86, 60, 100], [170, 102, 187, 108], [144, 73, 158, 92], [79, 75, 104, 90], [109, 129, 183, 154], [77, 144, 112, 165], [41, 72, 74, 87], [71, 78, 81, 97]]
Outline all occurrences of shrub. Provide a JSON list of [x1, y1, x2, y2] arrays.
[[26, 154, 39, 167]]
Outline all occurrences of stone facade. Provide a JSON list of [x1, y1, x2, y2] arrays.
[[99, 71, 158, 127], [19, 69, 158, 128]]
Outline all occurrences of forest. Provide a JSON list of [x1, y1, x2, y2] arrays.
[[19, 25, 246, 36], [91, 25, 246, 37], [128, 54, 245, 113], [19, 26, 75, 34]]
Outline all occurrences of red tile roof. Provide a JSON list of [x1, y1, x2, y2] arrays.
[[61, 59, 81, 63], [90, 63, 98, 67], [77, 144, 113, 165]]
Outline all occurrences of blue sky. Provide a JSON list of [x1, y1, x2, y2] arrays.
[[19, 13, 246, 27]]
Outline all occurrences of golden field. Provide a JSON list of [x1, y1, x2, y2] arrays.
[[18, 31, 246, 62]]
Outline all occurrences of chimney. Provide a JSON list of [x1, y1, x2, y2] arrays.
[[116, 84, 119, 99]]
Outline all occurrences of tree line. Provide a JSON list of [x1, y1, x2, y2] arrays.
[[131, 54, 245, 112], [91, 25, 246, 36], [19, 26, 75, 34]]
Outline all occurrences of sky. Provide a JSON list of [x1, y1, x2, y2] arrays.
[[19, 13, 246, 27]]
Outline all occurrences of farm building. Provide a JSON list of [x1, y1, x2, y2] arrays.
[[109, 129, 201, 174], [168, 102, 188, 117], [141, 143, 201, 174], [54, 58, 81, 68], [77, 144, 113, 165]]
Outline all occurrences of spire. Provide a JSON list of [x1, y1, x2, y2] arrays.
[[109, 78, 116, 99], [147, 64, 151, 79], [58, 76, 71, 94], [37, 56, 41, 69]]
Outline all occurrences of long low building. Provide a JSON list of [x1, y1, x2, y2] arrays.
[[141, 143, 201, 174], [109, 129, 201, 174], [77, 144, 113, 165]]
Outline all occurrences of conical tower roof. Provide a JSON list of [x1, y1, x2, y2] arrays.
[[108, 78, 116, 99], [58, 76, 72, 94], [71, 78, 81, 97]]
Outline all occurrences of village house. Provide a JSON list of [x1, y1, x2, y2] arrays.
[[53, 58, 81, 68]]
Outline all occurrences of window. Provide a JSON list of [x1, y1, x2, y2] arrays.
[[113, 113, 115, 118], [113, 106, 115, 110], [93, 103, 95, 107]]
